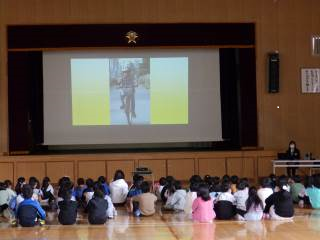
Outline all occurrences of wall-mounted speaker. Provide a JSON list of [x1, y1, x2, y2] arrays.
[[268, 52, 279, 93]]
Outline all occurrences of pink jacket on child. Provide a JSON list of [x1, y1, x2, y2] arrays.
[[192, 197, 216, 222]]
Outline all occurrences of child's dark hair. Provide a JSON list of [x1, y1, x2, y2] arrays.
[[220, 181, 231, 192], [313, 174, 320, 188], [304, 175, 314, 188], [140, 181, 150, 193], [94, 188, 105, 199], [42, 177, 50, 189], [114, 170, 125, 181], [174, 181, 182, 190], [4, 180, 12, 188], [204, 175, 211, 184], [98, 176, 106, 184], [197, 184, 211, 201], [261, 177, 272, 188], [133, 176, 144, 188], [190, 181, 200, 192], [269, 174, 277, 189], [22, 184, 33, 199], [159, 177, 167, 186], [58, 176, 71, 188], [86, 178, 95, 189], [230, 175, 239, 185], [29, 176, 39, 189], [189, 175, 202, 184], [237, 178, 249, 190], [0, 182, 6, 190], [293, 175, 302, 183], [64, 189, 72, 201], [15, 177, 25, 194], [77, 177, 85, 186], [222, 175, 230, 183], [246, 186, 263, 211]]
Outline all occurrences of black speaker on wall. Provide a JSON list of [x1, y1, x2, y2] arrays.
[[268, 52, 279, 93]]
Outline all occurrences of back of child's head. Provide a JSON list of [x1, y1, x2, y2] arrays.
[[222, 175, 230, 183], [4, 179, 12, 188], [133, 175, 144, 188], [277, 175, 289, 190], [189, 175, 202, 184], [86, 178, 95, 189], [261, 177, 272, 188], [114, 170, 125, 181], [22, 184, 33, 199], [15, 177, 25, 194], [190, 181, 200, 192], [29, 177, 39, 189], [293, 175, 302, 183], [313, 174, 320, 189], [204, 175, 211, 184], [98, 176, 106, 184], [94, 188, 104, 199], [59, 176, 71, 188], [58, 180, 74, 198], [140, 181, 150, 193], [304, 175, 314, 188], [42, 177, 50, 188], [197, 183, 210, 201], [221, 181, 231, 193], [230, 175, 239, 185], [165, 176, 175, 185], [246, 186, 262, 211], [237, 179, 248, 191], [77, 177, 85, 186], [159, 177, 167, 186], [269, 174, 277, 186], [174, 181, 182, 190], [64, 189, 72, 201], [0, 182, 6, 190]]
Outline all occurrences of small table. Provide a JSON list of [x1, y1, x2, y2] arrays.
[[272, 160, 320, 175]]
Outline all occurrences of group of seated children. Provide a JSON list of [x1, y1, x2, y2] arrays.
[[156, 173, 320, 223], [2, 171, 320, 227]]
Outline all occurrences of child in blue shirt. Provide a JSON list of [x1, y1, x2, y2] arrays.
[[16, 184, 46, 227]]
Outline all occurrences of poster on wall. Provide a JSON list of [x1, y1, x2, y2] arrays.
[[301, 68, 320, 93]]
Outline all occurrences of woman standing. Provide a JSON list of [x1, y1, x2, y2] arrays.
[[286, 141, 300, 177]]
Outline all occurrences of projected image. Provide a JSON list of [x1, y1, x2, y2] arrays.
[[109, 58, 150, 125], [71, 57, 188, 126]]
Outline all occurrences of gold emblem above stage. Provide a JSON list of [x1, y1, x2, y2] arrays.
[[126, 31, 138, 44]]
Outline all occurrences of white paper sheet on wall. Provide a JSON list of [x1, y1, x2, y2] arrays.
[[301, 68, 320, 93]]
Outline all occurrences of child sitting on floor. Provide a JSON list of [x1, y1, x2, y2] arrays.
[[130, 181, 157, 217], [299, 174, 320, 209], [264, 175, 294, 220], [40, 177, 55, 207], [257, 177, 273, 209], [244, 186, 263, 221], [230, 175, 239, 194], [126, 175, 143, 216], [16, 184, 46, 227], [234, 178, 249, 220], [110, 170, 129, 205], [86, 188, 108, 225], [215, 181, 235, 220], [74, 178, 86, 202], [192, 183, 215, 223], [184, 181, 199, 215], [164, 181, 187, 212], [290, 175, 304, 203], [58, 190, 78, 225]]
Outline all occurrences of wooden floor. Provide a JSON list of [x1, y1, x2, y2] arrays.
[[1, 206, 320, 240]]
